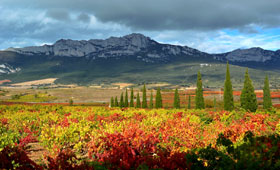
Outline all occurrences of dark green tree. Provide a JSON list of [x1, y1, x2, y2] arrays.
[[110, 97, 114, 107], [155, 87, 162, 108], [214, 97, 216, 111], [173, 88, 180, 108], [136, 92, 141, 108], [115, 96, 119, 107], [130, 88, 134, 107], [188, 95, 191, 109], [224, 62, 234, 111], [240, 69, 258, 112], [263, 75, 272, 110], [195, 71, 205, 109], [142, 84, 147, 108], [120, 92, 124, 108], [124, 89, 129, 107], [149, 90, 153, 109]]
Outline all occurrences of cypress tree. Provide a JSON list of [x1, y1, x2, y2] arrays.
[[136, 92, 141, 108], [115, 96, 119, 107], [195, 71, 205, 109], [214, 97, 216, 111], [130, 88, 134, 107], [120, 92, 124, 108], [173, 88, 180, 108], [155, 87, 162, 108], [142, 84, 147, 108], [224, 62, 234, 111], [124, 89, 129, 107], [240, 69, 258, 112], [149, 90, 153, 109], [263, 75, 272, 110], [110, 97, 114, 107], [188, 95, 191, 109]]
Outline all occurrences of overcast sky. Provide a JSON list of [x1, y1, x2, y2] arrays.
[[1, 0, 280, 53]]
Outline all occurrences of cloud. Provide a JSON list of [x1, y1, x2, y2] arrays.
[[2, 0, 280, 31], [46, 9, 70, 21], [0, 0, 280, 52]]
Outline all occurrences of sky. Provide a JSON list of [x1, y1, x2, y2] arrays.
[[0, 0, 280, 53]]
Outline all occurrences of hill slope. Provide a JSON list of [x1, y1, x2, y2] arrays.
[[1, 33, 280, 88]]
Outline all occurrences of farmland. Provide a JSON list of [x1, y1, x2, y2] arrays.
[[1, 104, 280, 169]]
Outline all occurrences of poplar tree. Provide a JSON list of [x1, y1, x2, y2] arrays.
[[142, 84, 147, 108], [240, 69, 258, 112], [224, 62, 234, 111], [155, 87, 162, 108], [195, 71, 205, 109], [120, 92, 124, 108], [149, 90, 153, 109], [110, 97, 114, 107], [124, 89, 129, 107], [173, 88, 180, 108], [130, 88, 134, 107], [115, 96, 119, 107], [263, 75, 272, 110], [136, 92, 141, 108], [188, 95, 191, 109]]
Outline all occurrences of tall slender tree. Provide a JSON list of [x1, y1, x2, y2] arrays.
[[173, 88, 180, 108], [188, 95, 191, 109], [213, 97, 216, 111], [263, 75, 272, 110], [115, 96, 119, 107], [142, 84, 147, 108], [195, 71, 205, 109], [149, 90, 153, 109], [155, 87, 162, 108], [240, 68, 258, 112], [136, 92, 141, 108], [110, 97, 114, 107], [130, 88, 134, 107], [224, 62, 234, 111], [124, 89, 129, 107], [120, 92, 124, 108]]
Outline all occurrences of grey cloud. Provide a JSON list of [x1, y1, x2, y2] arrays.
[[2, 0, 280, 31], [77, 13, 90, 23], [46, 9, 70, 21]]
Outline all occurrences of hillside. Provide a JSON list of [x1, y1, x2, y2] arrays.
[[0, 33, 280, 89]]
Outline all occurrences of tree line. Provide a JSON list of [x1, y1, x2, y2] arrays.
[[111, 62, 273, 112]]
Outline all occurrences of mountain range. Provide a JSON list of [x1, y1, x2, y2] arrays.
[[0, 33, 279, 88]]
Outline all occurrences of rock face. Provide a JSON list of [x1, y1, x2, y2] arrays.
[[0, 63, 20, 74], [5, 33, 207, 63], [5, 33, 280, 63]]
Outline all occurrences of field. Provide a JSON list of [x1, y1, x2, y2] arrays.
[[1, 104, 280, 169]]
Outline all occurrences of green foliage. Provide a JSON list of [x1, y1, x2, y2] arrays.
[[213, 97, 216, 111], [120, 92, 124, 108], [136, 93, 141, 108], [186, 132, 280, 169], [240, 69, 258, 112], [173, 88, 180, 109], [188, 95, 191, 109], [155, 87, 162, 109], [142, 84, 147, 108], [0, 126, 20, 151], [130, 88, 134, 107], [69, 99, 73, 106], [149, 90, 153, 109], [263, 75, 272, 110], [195, 71, 205, 109], [110, 97, 114, 107], [124, 89, 129, 107], [114, 96, 119, 107], [9, 93, 57, 102], [224, 62, 234, 111]]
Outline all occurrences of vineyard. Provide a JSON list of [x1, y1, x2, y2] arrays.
[[1, 105, 280, 169]]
